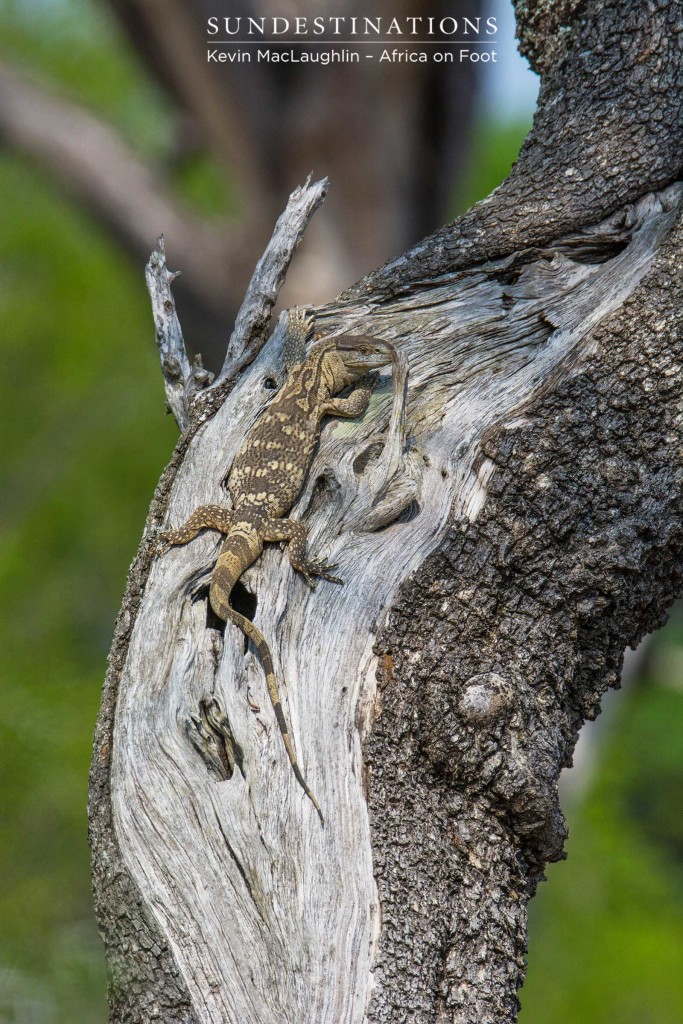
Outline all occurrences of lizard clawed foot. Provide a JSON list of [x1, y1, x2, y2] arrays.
[[289, 306, 314, 336], [151, 533, 172, 559], [294, 558, 344, 588]]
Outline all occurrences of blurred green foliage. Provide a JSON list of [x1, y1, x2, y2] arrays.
[[0, 149, 177, 1021], [0, 2, 682, 1022], [0, 0, 170, 157], [453, 116, 536, 216]]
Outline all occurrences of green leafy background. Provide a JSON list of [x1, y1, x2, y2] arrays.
[[0, 3, 681, 1021]]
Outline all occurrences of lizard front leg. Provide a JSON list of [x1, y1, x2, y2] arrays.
[[320, 371, 379, 419], [262, 517, 343, 587], [156, 504, 233, 555]]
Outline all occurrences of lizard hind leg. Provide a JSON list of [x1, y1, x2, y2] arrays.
[[262, 517, 343, 588], [155, 505, 234, 556]]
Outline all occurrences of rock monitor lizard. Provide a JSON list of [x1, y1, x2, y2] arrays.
[[157, 309, 395, 823]]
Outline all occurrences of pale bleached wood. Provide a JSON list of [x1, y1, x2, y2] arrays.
[[146, 236, 196, 431], [218, 176, 329, 383], [109, 185, 681, 1024], [146, 177, 329, 430]]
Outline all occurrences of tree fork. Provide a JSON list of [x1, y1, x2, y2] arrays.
[[89, 2, 683, 1021]]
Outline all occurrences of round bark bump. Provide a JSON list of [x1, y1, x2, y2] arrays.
[[459, 673, 513, 723]]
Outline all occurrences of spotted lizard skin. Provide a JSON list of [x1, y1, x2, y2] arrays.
[[158, 309, 394, 822]]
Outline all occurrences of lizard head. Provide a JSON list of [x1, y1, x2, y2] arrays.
[[333, 335, 395, 378]]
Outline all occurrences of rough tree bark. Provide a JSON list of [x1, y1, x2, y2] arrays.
[[89, 2, 683, 1022]]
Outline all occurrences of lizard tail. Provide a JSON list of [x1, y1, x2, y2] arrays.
[[210, 564, 325, 826]]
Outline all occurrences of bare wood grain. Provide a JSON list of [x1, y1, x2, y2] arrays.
[[109, 186, 680, 1024], [217, 176, 329, 384]]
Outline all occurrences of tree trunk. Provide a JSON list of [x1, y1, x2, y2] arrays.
[[89, 2, 683, 1021]]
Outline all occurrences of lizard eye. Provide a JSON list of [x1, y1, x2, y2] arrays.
[[358, 346, 370, 355]]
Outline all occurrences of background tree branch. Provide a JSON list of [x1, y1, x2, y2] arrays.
[[0, 61, 253, 331], [0, 1, 485, 366], [103, 0, 482, 266]]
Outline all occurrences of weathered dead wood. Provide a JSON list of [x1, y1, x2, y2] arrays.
[[90, 3, 683, 1021], [145, 177, 328, 430], [91, 178, 682, 1023]]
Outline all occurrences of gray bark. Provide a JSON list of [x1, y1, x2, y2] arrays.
[[89, 2, 683, 1022]]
